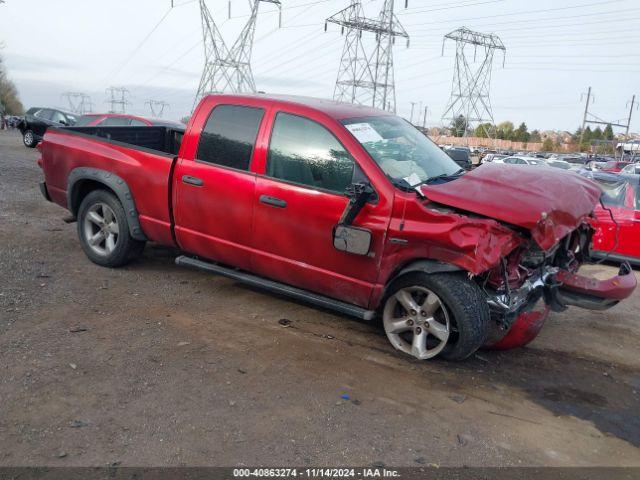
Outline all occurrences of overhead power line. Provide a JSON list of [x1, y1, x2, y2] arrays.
[[105, 8, 174, 83], [402, 0, 626, 28]]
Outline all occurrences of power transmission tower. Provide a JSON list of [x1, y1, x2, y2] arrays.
[[193, 0, 281, 109], [441, 27, 505, 138], [326, 0, 409, 113], [62, 92, 93, 114], [579, 87, 636, 143], [146, 100, 170, 118], [105, 87, 130, 114]]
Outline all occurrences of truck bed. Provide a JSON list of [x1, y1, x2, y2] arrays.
[[40, 126, 180, 247], [63, 126, 184, 156]]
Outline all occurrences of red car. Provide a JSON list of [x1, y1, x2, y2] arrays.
[[589, 172, 640, 266], [75, 113, 184, 128], [600, 160, 632, 173], [36, 94, 636, 361]]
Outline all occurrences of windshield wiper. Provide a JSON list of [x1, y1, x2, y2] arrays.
[[421, 168, 465, 185]]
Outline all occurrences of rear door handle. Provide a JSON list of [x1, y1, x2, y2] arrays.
[[182, 175, 204, 187], [259, 195, 287, 208]]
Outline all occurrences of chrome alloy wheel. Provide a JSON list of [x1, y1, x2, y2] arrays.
[[24, 131, 34, 146], [82, 202, 120, 256], [383, 286, 451, 360]]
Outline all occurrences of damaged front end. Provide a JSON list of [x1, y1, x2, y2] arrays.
[[481, 223, 636, 350], [417, 164, 637, 350]]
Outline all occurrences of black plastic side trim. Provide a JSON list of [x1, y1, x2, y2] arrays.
[[67, 167, 147, 241], [555, 290, 619, 311], [175, 255, 376, 321], [38, 182, 52, 202], [259, 195, 287, 208], [397, 259, 463, 277], [590, 250, 640, 267]]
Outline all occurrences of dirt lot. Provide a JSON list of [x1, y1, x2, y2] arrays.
[[1, 130, 639, 467]]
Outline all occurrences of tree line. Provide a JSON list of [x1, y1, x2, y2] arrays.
[[0, 53, 24, 115], [448, 115, 617, 153]]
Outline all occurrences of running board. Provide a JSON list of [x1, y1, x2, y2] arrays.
[[175, 255, 376, 321]]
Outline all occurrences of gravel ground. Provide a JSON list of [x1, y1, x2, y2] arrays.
[[0, 130, 639, 467]]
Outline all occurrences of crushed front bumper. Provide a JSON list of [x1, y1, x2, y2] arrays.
[[484, 262, 636, 350], [549, 262, 636, 311]]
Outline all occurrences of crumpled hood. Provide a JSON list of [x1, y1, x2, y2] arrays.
[[420, 163, 602, 250]]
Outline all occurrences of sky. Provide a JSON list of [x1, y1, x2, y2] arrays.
[[0, 0, 638, 133]]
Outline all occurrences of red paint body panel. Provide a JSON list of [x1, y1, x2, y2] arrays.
[[556, 268, 637, 301], [41, 129, 176, 246], [421, 163, 602, 250], [591, 182, 640, 262], [487, 306, 549, 350]]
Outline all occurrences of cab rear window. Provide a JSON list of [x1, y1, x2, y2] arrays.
[[196, 105, 264, 171]]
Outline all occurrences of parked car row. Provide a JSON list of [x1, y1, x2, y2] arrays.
[[17, 107, 184, 148]]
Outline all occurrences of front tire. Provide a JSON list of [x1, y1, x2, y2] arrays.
[[382, 272, 490, 361], [23, 130, 37, 148], [77, 190, 145, 268]]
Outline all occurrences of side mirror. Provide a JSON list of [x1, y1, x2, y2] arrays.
[[333, 182, 375, 256], [339, 182, 375, 225], [59, 120, 67, 126]]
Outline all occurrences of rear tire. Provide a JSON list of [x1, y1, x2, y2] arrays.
[[77, 190, 145, 268], [382, 272, 490, 361], [23, 130, 37, 148]]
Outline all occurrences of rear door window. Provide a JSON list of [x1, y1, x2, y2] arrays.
[[50, 111, 67, 124], [196, 104, 265, 171], [36, 109, 54, 121]]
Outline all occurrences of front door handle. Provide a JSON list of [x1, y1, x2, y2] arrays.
[[182, 175, 204, 187], [259, 195, 287, 208]]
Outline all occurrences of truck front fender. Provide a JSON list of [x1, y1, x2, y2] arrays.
[[67, 167, 147, 241], [372, 259, 463, 310]]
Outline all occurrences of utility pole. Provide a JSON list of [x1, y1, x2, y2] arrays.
[[409, 101, 417, 124], [441, 27, 505, 140], [625, 94, 636, 138], [146, 100, 170, 118], [105, 87, 130, 114], [193, 0, 281, 110], [326, 0, 409, 113], [579, 86, 592, 146], [422, 105, 429, 129], [578, 88, 634, 152]]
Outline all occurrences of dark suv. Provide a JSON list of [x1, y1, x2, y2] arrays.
[[18, 107, 79, 148], [445, 147, 472, 169]]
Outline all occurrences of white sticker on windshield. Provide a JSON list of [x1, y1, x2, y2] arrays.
[[403, 172, 422, 187], [345, 123, 384, 143]]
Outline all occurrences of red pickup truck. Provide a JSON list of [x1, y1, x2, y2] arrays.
[[38, 94, 636, 361]]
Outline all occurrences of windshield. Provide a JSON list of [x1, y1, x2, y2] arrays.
[[528, 158, 545, 165], [341, 116, 460, 185]]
